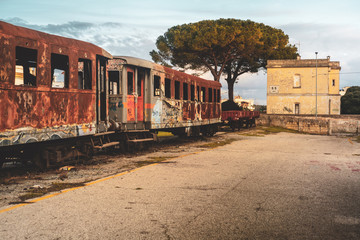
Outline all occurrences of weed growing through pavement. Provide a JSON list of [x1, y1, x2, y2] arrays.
[[199, 138, 236, 148], [134, 156, 178, 168], [17, 182, 85, 202]]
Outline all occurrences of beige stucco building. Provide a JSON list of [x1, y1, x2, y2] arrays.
[[267, 57, 341, 115]]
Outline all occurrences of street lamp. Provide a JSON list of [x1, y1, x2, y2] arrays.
[[315, 52, 318, 117]]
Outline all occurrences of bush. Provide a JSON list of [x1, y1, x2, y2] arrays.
[[341, 86, 360, 114], [221, 100, 243, 111]]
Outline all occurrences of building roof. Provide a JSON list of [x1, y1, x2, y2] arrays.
[[267, 57, 341, 70]]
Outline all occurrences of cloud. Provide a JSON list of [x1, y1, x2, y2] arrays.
[[1, 17, 155, 60]]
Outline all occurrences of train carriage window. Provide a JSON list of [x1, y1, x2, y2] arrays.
[[78, 59, 92, 89], [197, 86, 200, 101], [165, 78, 171, 98], [201, 87, 206, 102], [183, 83, 188, 100], [175, 80, 180, 100], [137, 71, 144, 97], [217, 89, 220, 103], [51, 53, 69, 88], [15, 46, 37, 86], [190, 84, 195, 101], [127, 72, 134, 94], [213, 89, 216, 102], [208, 88, 213, 102], [109, 71, 120, 94], [154, 75, 160, 96]]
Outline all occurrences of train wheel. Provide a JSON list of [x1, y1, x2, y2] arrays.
[[230, 121, 236, 132]]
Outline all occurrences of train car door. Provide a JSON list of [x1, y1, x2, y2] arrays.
[[126, 68, 136, 122], [96, 56, 107, 130], [137, 70, 144, 122]]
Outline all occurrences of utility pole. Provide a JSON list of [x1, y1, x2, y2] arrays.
[[315, 52, 318, 117]]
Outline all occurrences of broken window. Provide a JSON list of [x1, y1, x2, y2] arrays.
[[154, 75, 160, 96], [127, 71, 134, 94], [165, 78, 171, 98], [201, 87, 206, 102], [15, 46, 37, 86], [190, 84, 195, 101], [109, 71, 120, 95], [78, 59, 92, 90], [183, 83, 188, 100], [208, 88, 213, 102], [175, 80, 180, 99], [51, 53, 69, 88]]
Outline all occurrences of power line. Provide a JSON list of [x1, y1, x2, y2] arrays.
[[339, 72, 360, 75]]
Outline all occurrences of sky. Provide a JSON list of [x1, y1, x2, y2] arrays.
[[1, 0, 360, 104]]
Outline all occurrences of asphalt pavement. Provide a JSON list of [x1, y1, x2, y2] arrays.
[[1, 132, 360, 239]]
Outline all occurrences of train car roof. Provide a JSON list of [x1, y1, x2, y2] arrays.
[[115, 56, 221, 87], [0, 21, 112, 59]]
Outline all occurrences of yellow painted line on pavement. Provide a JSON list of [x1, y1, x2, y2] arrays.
[[0, 146, 220, 214]]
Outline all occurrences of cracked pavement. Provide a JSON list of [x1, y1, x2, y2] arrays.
[[1, 131, 360, 239]]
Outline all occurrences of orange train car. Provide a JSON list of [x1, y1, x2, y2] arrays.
[[0, 21, 112, 167], [0, 22, 222, 168], [107, 56, 222, 137]]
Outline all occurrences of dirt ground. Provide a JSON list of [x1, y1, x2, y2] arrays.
[[1, 126, 358, 209], [0, 128, 242, 208]]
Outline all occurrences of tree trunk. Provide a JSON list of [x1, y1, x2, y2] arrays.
[[227, 79, 235, 101]]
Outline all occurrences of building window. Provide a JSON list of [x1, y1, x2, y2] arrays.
[[270, 85, 279, 93], [78, 59, 92, 90], [175, 80, 180, 99], [154, 75, 160, 96], [15, 46, 37, 86], [295, 103, 300, 115], [293, 74, 301, 88], [183, 83, 188, 100], [165, 78, 171, 98], [109, 71, 120, 94], [51, 53, 69, 88], [332, 79, 335, 86]]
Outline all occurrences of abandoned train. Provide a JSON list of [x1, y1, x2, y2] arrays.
[[0, 21, 223, 168]]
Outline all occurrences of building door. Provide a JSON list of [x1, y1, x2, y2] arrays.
[[295, 103, 300, 115]]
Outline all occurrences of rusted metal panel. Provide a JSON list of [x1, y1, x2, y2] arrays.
[[0, 21, 111, 147]]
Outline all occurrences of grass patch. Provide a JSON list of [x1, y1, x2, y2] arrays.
[[259, 126, 299, 134], [239, 132, 265, 137], [199, 138, 236, 148], [18, 182, 85, 202]]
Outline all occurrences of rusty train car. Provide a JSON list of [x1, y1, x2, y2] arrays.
[[107, 56, 221, 135], [0, 21, 221, 168]]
